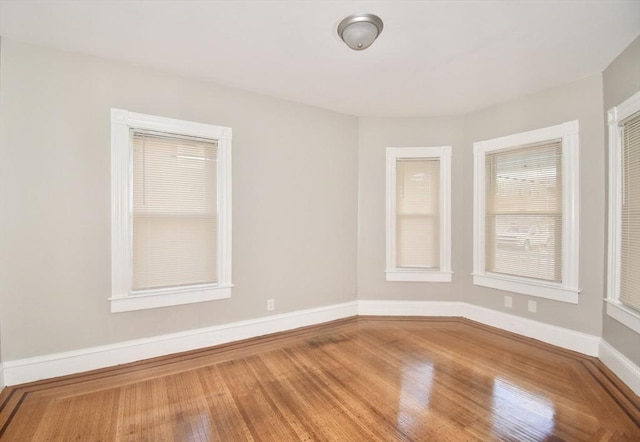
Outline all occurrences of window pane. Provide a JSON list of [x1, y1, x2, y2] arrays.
[[621, 113, 640, 311], [396, 159, 440, 269], [132, 131, 217, 290], [485, 141, 562, 282]]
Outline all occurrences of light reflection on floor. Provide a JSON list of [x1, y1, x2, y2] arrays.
[[492, 378, 555, 440], [396, 361, 434, 433], [177, 411, 213, 442]]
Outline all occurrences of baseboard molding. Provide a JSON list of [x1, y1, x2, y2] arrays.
[[0, 363, 4, 389], [599, 339, 640, 396], [2, 301, 358, 386], [358, 300, 462, 317], [357, 300, 601, 356], [1, 299, 627, 391], [461, 303, 601, 356]]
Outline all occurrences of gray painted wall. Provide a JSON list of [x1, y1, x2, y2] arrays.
[[602, 36, 640, 366], [356, 75, 607, 337], [462, 75, 606, 335], [357, 117, 465, 301], [0, 39, 359, 360], [0, 35, 638, 370]]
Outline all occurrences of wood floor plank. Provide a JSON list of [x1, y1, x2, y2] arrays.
[[0, 317, 638, 441]]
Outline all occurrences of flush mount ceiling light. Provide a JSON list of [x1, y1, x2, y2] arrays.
[[337, 13, 384, 51]]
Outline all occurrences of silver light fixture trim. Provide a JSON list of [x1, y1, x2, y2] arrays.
[[337, 13, 384, 51]]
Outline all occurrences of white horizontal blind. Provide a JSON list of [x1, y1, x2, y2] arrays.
[[132, 131, 217, 291], [396, 159, 440, 269], [621, 112, 640, 311], [485, 141, 562, 282]]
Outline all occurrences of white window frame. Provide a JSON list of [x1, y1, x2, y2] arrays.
[[606, 91, 640, 333], [386, 146, 452, 282], [110, 109, 232, 312], [473, 121, 580, 303]]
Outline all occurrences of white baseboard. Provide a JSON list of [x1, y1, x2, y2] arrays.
[[599, 339, 640, 396], [460, 303, 601, 356], [2, 301, 358, 386], [358, 300, 462, 317], [357, 300, 601, 356], [3, 299, 632, 395]]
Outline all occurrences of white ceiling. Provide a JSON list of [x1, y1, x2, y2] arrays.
[[1, 0, 639, 117]]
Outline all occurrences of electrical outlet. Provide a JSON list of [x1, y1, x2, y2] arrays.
[[504, 296, 513, 308], [267, 299, 275, 311], [528, 300, 537, 313]]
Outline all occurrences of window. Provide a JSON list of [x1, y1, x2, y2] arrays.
[[386, 146, 452, 282], [110, 109, 232, 312], [607, 91, 640, 333], [473, 121, 579, 303]]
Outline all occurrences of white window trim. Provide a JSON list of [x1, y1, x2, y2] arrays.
[[472, 121, 580, 303], [385, 146, 452, 282], [606, 91, 640, 333], [110, 109, 232, 312]]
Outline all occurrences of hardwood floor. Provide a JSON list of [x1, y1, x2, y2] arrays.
[[0, 317, 638, 441]]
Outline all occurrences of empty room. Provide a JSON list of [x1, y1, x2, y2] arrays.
[[0, 0, 639, 440]]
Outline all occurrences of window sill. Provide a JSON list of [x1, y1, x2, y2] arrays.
[[109, 284, 232, 313], [473, 273, 578, 304], [606, 300, 640, 334], [386, 270, 452, 282]]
